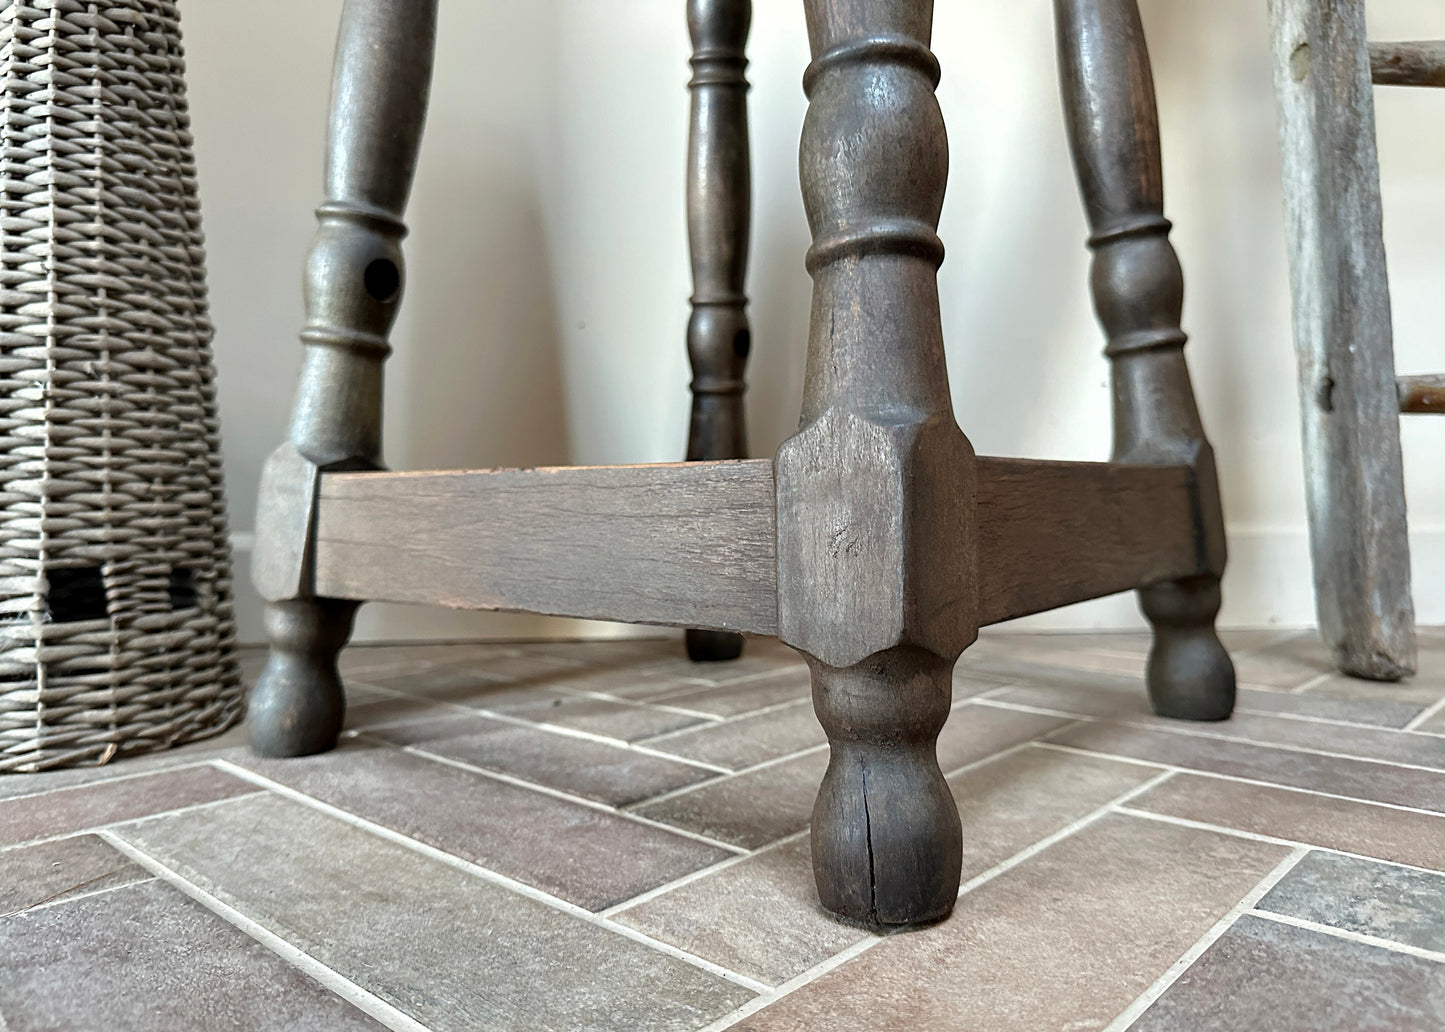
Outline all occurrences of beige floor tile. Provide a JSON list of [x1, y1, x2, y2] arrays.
[[735, 813, 1288, 1030]]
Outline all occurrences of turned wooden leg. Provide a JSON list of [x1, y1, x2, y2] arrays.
[[684, 0, 753, 663], [249, 0, 437, 755], [779, 0, 974, 926], [249, 599, 358, 757], [807, 650, 961, 924], [1055, 0, 1235, 721]]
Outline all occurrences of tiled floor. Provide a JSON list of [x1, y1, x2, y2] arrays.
[[3, 628, 1445, 1030]]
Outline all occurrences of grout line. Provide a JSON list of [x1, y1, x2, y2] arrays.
[[987, 696, 1441, 771], [550, 683, 724, 722], [355, 664, 998, 820], [1233, 705, 1427, 733], [628, 690, 1029, 810], [0, 758, 215, 805], [1028, 710, 1445, 778], [672, 665, 812, 692], [342, 680, 733, 776], [0, 871, 156, 920], [604, 734, 1084, 921], [966, 684, 1019, 702], [621, 690, 1046, 816], [1289, 671, 1336, 695], [1098, 717, 1445, 776], [955, 769, 1176, 899], [624, 745, 832, 811], [391, 744, 749, 855], [1035, 740, 1445, 819], [635, 697, 814, 746], [962, 671, 1439, 736], [1033, 740, 1173, 769], [1403, 694, 1445, 733], [446, 706, 733, 775], [944, 735, 1064, 780], [698, 765, 1181, 1031], [971, 697, 1095, 721], [598, 830, 811, 919], [693, 934, 884, 1032], [1113, 805, 1445, 879], [1247, 908, 1445, 964], [205, 761, 771, 995], [1099, 847, 1310, 1032], [1236, 628, 1311, 658], [0, 791, 266, 855], [95, 830, 436, 1032]]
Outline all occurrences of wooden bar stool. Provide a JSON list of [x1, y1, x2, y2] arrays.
[[248, 0, 1236, 927]]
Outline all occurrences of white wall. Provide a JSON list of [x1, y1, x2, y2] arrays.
[[183, 0, 1445, 643]]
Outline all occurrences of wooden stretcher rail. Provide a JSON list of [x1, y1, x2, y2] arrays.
[[314, 459, 780, 633], [1370, 41, 1445, 87], [312, 456, 1204, 633], [975, 457, 1200, 624]]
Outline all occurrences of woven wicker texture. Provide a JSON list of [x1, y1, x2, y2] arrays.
[[0, 0, 240, 772]]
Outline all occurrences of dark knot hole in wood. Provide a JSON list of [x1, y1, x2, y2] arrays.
[[363, 258, 400, 303]]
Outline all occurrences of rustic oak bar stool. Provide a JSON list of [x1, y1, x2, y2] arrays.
[[249, 0, 1236, 927]]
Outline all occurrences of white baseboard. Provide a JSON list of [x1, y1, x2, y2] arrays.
[[226, 526, 1445, 643]]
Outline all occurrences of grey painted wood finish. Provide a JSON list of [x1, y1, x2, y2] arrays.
[[684, 0, 753, 663], [1268, 0, 1416, 680]]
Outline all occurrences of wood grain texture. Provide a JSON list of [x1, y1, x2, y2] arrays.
[[308, 457, 1203, 636], [976, 459, 1200, 625], [313, 461, 779, 634], [1268, 0, 1415, 679], [1370, 41, 1445, 87], [771, 0, 969, 927]]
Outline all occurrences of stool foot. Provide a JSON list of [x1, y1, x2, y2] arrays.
[[808, 648, 961, 927], [685, 628, 744, 662], [249, 598, 358, 757], [1141, 575, 1235, 722]]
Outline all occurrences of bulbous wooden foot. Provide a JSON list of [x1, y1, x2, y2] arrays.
[[685, 628, 744, 662], [808, 648, 962, 927], [1141, 575, 1235, 722], [249, 598, 359, 757]]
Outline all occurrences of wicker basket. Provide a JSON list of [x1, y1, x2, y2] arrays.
[[0, 1, 240, 772]]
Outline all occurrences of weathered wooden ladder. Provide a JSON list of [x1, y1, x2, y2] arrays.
[[1269, 0, 1445, 680], [249, 0, 1237, 927]]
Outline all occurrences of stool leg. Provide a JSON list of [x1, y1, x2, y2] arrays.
[[684, 0, 753, 662], [779, 0, 975, 926], [1055, 0, 1235, 720], [249, 0, 438, 756]]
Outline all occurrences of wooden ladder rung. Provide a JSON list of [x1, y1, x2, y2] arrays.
[[1370, 41, 1445, 86], [1398, 374, 1445, 413]]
